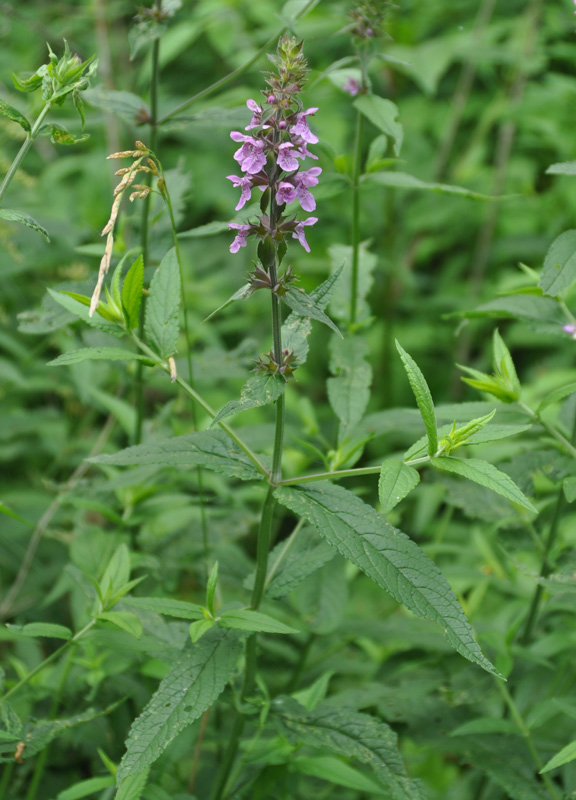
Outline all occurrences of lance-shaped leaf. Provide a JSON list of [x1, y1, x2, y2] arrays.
[[211, 374, 285, 426], [539, 230, 576, 297], [328, 335, 372, 441], [115, 767, 150, 800], [0, 208, 50, 242], [362, 170, 495, 200], [540, 740, 576, 774], [116, 627, 243, 781], [0, 98, 30, 132], [275, 482, 499, 676], [547, 161, 576, 176], [219, 609, 298, 635], [5, 622, 72, 640], [47, 347, 151, 367], [354, 94, 403, 156], [55, 776, 116, 800], [379, 460, 420, 513], [48, 289, 124, 338], [396, 341, 438, 456], [89, 429, 264, 481], [430, 457, 537, 513], [203, 283, 252, 323], [144, 247, 180, 360], [272, 697, 425, 800], [282, 287, 341, 337], [121, 254, 144, 329], [124, 597, 204, 620]]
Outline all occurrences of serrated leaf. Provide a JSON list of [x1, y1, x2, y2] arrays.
[[89, 430, 263, 481], [98, 612, 142, 639], [47, 347, 150, 366], [396, 341, 438, 456], [219, 609, 298, 635], [203, 283, 252, 323], [282, 287, 342, 337], [55, 776, 115, 800], [121, 254, 144, 329], [272, 697, 425, 800], [539, 230, 576, 297], [117, 628, 243, 781], [363, 170, 495, 200], [546, 161, 576, 176], [48, 289, 124, 338], [144, 247, 180, 360], [124, 597, 204, 620], [329, 245, 376, 324], [115, 768, 149, 800], [189, 619, 215, 643], [0, 208, 50, 242], [327, 335, 372, 440], [451, 295, 563, 334], [538, 381, 576, 412], [275, 483, 499, 676], [0, 98, 30, 131], [353, 95, 403, 156], [379, 460, 420, 513], [211, 374, 285, 426], [431, 457, 537, 513], [5, 622, 72, 640], [540, 740, 576, 774]]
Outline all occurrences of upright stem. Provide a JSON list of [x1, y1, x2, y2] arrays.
[[135, 3, 162, 445], [0, 103, 52, 207], [349, 110, 363, 328]]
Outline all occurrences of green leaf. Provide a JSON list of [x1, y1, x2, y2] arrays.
[[292, 672, 334, 712], [0, 98, 30, 132], [540, 739, 576, 774], [0, 208, 50, 242], [55, 776, 116, 800], [379, 460, 420, 513], [117, 628, 243, 781], [275, 483, 499, 676], [144, 247, 180, 360], [363, 170, 495, 200], [189, 619, 215, 643], [396, 341, 438, 456], [451, 295, 563, 334], [211, 374, 285, 426], [563, 476, 576, 503], [203, 283, 252, 322], [293, 558, 347, 635], [329, 245, 376, 324], [291, 755, 389, 795], [272, 698, 425, 799], [546, 161, 576, 176], [0, 501, 31, 526], [538, 381, 576, 412], [353, 94, 403, 156], [84, 87, 150, 124], [48, 289, 124, 338], [5, 622, 72, 640], [450, 718, 519, 737], [89, 430, 264, 481], [430, 457, 537, 513], [219, 609, 298, 635], [121, 255, 144, 329], [47, 348, 150, 367], [327, 335, 372, 441], [179, 220, 231, 238], [41, 123, 89, 145], [539, 230, 576, 297], [98, 612, 142, 639], [282, 287, 342, 337], [206, 561, 218, 616], [115, 768, 150, 800], [124, 597, 204, 620], [100, 544, 131, 600]]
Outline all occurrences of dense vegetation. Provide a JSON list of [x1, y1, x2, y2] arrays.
[[2, 1, 576, 799]]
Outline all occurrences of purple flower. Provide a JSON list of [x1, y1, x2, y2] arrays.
[[563, 323, 576, 339], [230, 132, 267, 174], [277, 142, 299, 171], [293, 167, 322, 212], [292, 138, 319, 162], [343, 77, 360, 96], [245, 99, 264, 130], [290, 108, 319, 144], [292, 216, 318, 252], [276, 181, 297, 206], [227, 174, 255, 210], [229, 222, 252, 253]]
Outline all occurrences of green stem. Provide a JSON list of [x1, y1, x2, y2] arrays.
[[0, 763, 14, 800], [518, 402, 576, 460], [264, 518, 305, 591], [277, 465, 381, 486], [496, 681, 560, 800], [135, 4, 162, 445], [349, 110, 363, 328], [1, 621, 95, 704], [0, 102, 52, 207], [157, 0, 319, 126]]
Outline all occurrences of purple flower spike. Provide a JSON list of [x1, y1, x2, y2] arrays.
[[230, 132, 267, 174], [229, 222, 252, 253], [290, 108, 319, 144], [343, 77, 360, 96], [245, 99, 263, 130], [276, 181, 297, 206], [293, 167, 322, 212], [227, 174, 254, 210], [292, 216, 318, 252], [277, 142, 299, 172]]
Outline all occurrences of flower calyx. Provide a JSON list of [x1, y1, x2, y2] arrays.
[[248, 264, 297, 295], [256, 348, 298, 380]]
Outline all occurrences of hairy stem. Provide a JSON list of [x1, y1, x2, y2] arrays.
[[349, 110, 363, 328], [0, 102, 52, 207]]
